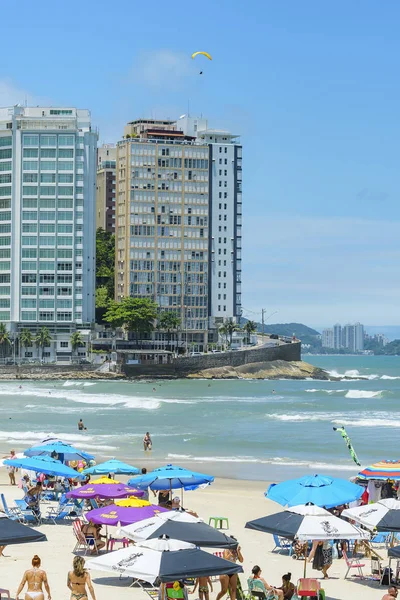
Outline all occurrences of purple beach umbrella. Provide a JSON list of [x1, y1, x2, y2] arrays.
[[85, 503, 168, 526], [66, 483, 144, 500]]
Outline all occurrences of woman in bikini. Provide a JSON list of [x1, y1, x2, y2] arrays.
[[16, 555, 51, 600], [216, 540, 244, 600], [67, 556, 96, 600]]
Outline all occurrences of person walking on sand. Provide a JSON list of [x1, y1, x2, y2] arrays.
[[190, 577, 213, 600], [3, 449, 17, 485], [143, 431, 152, 451], [67, 556, 96, 600], [16, 554, 52, 600], [216, 539, 244, 600]]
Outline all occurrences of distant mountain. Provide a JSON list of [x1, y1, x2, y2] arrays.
[[241, 319, 320, 346]]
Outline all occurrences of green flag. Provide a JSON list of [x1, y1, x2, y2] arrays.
[[333, 426, 361, 467]]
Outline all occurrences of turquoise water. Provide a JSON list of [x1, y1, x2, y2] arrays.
[[0, 354, 399, 481]]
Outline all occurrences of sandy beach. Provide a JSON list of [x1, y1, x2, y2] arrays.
[[0, 468, 391, 600]]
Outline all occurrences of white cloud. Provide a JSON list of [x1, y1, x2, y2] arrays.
[[131, 49, 191, 87]]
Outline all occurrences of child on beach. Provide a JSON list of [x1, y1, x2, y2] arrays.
[[190, 577, 213, 600]]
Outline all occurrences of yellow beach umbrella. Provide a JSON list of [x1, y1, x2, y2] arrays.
[[91, 476, 120, 485], [115, 498, 151, 508]]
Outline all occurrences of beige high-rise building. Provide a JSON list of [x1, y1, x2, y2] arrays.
[[96, 144, 116, 233]]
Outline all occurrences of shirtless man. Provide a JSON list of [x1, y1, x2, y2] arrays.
[[78, 419, 87, 431], [382, 587, 398, 600], [16, 555, 51, 600]]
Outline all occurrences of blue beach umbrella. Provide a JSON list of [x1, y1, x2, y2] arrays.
[[128, 464, 214, 491], [4, 455, 84, 479], [82, 458, 140, 476], [265, 474, 363, 509], [24, 442, 94, 462]]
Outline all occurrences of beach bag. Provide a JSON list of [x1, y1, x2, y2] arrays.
[[312, 543, 324, 571], [381, 567, 393, 586]]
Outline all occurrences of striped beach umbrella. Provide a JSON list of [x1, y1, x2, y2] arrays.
[[358, 460, 400, 480]]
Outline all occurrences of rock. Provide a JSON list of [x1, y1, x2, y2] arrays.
[[187, 360, 331, 380]]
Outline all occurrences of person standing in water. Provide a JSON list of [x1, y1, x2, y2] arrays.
[[143, 432, 152, 451], [78, 419, 87, 431], [16, 554, 52, 600]]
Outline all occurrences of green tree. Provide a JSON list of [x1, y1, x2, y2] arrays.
[[104, 297, 158, 345], [158, 311, 181, 350], [223, 318, 239, 346], [95, 285, 111, 324], [243, 320, 257, 344], [96, 228, 115, 300], [20, 328, 33, 361], [35, 327, 52, 362], [70, 331, 84, 360], [0, 323, 10, 360]]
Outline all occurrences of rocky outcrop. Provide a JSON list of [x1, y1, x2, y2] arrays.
[[187, 359, 330, 380]]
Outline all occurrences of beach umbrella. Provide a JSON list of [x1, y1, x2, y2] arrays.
[[86, 537, 243, 583], [128, 464, 214, 491], [82, 458, 139, 476], [3, 455, 84, 479], [66, 483, 144, 500], [91, 477, 120, 484], [358, 460, 400, 480], [0, 515, 47, 546], [266, 474, 363, 509], [120, 510, 238, 548], [85, 500, 168, 526], [246, 504, 369, 577], [342, 499, 400, 531], [24, 441, 94, 462]]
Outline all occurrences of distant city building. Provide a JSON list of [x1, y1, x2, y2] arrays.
[[333, 323, 342, 350], [0, 105, 97, 361], [322, 328, 334, 348], [96, 144, 116, 233], [354, 322, 364, 352], [114, 115, 242, 351]]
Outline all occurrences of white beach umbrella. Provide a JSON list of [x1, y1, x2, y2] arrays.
[[342, 498, 400, 531]]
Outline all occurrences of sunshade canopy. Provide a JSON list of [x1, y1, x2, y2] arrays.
[[245, 504, 370, 541], [24, 441, 94, 462], [85, 503, 168, 526], [4, 455, 84, 479], [389, 545, 400, 558], [86, 538, 243, 583], [342, 499, 400, 532], [0, 515, 47, 546], [121, 511, 237, 548], [358, 460, 400, 480], [266, 474, 363, 509], [82, 459, 139, 476], [128, 464, 214, 491], [66, 483, 143, 500]]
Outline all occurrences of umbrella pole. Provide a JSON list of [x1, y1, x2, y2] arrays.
[[304, 542, 308, 578]]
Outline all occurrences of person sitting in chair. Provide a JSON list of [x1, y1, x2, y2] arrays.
[[277, 573, 295, 600], [248, 566, 283, 600]]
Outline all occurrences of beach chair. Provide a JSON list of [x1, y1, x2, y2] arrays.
[[0, 588, 10, 599], [72, 519, 99, 555], [247, 577, 278, 600], [371, 556, 385, 585], [0, 494, 21, 521], [272, 534, 293, 555], [14, 499, 41, 525], [343, 549, 365, 579], [46, 499, 77, 524], [296, 578, 321, 599]]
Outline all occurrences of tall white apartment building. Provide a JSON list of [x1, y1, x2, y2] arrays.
[[322, 328, 334, 348], [0, 106, 97, 358]]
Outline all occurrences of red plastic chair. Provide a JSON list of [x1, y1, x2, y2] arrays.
[[297, 578, 320, 599], [0, 589, 10, 600], [343, 549, 365, 579]]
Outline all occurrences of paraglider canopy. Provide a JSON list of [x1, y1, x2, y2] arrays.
[[191, 51, 212, 61]]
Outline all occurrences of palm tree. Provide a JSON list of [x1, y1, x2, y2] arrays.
[[158, 311, 181, 351], [219, 324, 228, 348], [243, 320, 258, 344], [35, 327, 52, 362], [70, 331, 83, 361], [20, 328, 33, 361], [0, 323, 10, 360], [223, 318, 239, 347]]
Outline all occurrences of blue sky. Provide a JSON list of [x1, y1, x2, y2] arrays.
[[2, 0, 400, 326]]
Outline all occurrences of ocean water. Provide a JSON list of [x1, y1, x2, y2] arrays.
[[0, 354, 399, 482]]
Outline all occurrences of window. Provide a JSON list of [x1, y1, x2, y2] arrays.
[[40, 160, 56, 171], [23, 135, 39, 146], [40, 274, 54, 283], [57, 299, 72, 308], [21, 261, 37, 270], [218, 305, 221, 311], [0, 262, 10, 271], [39, 212, 56, 221], [40, 186, 56, 196], [57, 212, 73, 220], [0, 212, 11, 221], [223, 305, 226, 311], [23, 161, 38, 171], [57, 249, 73, 258], [0, 224, 10, 233], [0, 174, 11, 184], [23, 174, 38, 183], [224, 181, 227, 187], [39, 249, 55, 258], [57, 199, 73, 209], [0, 149, 11, 160], [0, 249, 10, 258], [39, 300, 54, 308], [57, 224, 73, 233], [22, 274, 36, 283], [22, 249, 37, 259], [58, 275, 72, 283], [219, 159, 222, 164], [39, 224, 55, 233], [40, 135, 56, 146], [224, 170, 227, 176], [60, 341, 68, 348], [58, 186, 73, 196], [25, 352, 33, 357], [225, 159, 227, 165], [57, 311, 72, 321], [219, 147, 222, 153], [58, 161, 74, 171], [23, 186, 38, 196], [219, 170, 222, 176], [39, 199, 55, 209], [57, 237, 73, 246], [39, 288, 54, 296], [219, 192, 222, 198], [39, 312, 54, 321], [22, 236, 37, 246], [57, 263, 72, 271], [40, 148, 56, 158], [0, 237, 10, 246], [21, 312, 36, 321], [225, 147, 227, 153], [58, 135, 74, 146], [22, 199, 37, 208], [0, 137, 11, 147], [58, 173, 73, 183], [40, 174, 56, 183], [39, 236, 55, 246], [21, 298, 36, 309], [219, 181, 222, 187], [57, 286, 72, 295], [0, 187, 11, 197], [224, 192, 227, 199], [40, 262, 55, 270], [58, 149, 74, 158], [21, 287, 36, 296], [0, 163, 11, 173]]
